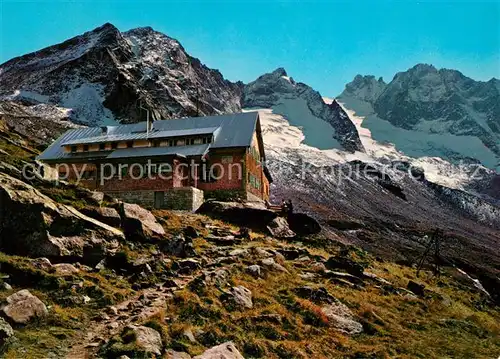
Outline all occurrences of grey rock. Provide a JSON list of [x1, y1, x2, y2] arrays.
[[123, 325, 163, 356], [246, 265, 262, 278], [228, 248, 249, 257], [0, 317, 14, 349], [2, 289, 48, 324], [81, 206, 121, 228], [119, 202, 165, 241], [193, 341, 244, 359], [223, 286, 253, 309], [183, 226, 200, 239], [321, 303, 363, 335], [53, 263, 79, 275], [175, 259, 201, 274], [165, 349, 192, 359], [266, 216, 295, 238], [32, 257, 52, 270], [0, 173, 123, 259], [197, 201, 277, 231], [261, 257, 288, 273]]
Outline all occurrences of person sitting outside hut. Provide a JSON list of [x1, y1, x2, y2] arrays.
[[281, 199, 288, 215]]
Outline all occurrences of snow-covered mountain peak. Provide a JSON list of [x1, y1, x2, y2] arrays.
[[0, 23, 242, 125], [243, 69, 364, 152], [343, 75, 387, 104], [339, 65, 500, 172]]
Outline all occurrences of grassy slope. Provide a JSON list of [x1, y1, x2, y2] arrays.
[[0, 123, 498, 358]]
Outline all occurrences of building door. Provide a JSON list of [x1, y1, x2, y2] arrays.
[[154, 191, 165, 209]]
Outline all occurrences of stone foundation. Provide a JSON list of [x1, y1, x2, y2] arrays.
[[106, 190, 155, 209], [105, 187, 204, 212], [163, 187, 204, 211]]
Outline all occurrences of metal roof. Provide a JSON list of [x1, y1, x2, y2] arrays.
[[106, 144, 210, 159], [37, 112, 261, 162], [152, 112, 259, 149], [62, 126, 221, 146]]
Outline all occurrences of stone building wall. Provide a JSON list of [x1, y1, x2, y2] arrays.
[[107, 190, 155, 208], [164, 187, 204, 211], [105, 187, 204, 211]]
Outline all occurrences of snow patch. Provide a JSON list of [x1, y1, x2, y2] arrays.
[[271, 97, 341, 150], [60, 83, 118, 125], [339, 96, 500, 172], [4, 90, 50, 103]]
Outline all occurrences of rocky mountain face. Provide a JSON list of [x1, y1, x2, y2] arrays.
[[243, 68, 364, 152], [0, 101, 78, 146], [339, 64, 500, 170], [0, 23, 242, 125]]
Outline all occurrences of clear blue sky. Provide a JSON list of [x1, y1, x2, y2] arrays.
[[1, 0, 499, 96]]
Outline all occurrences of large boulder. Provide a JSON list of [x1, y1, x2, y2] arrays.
[[321, 302, 363, 335], [0, 173, 123, 260], [325, 256, 366, 277], [193, 341, 245, 359], [267, 217, 295, 238], [197, 201, 277, 230], [118, 202, 165, 241], [287, 212, 321, 235], [81, 206, 122, 228], [222, 286, 253, 309], [1, 289, 48, 325], [122, 325, 163, 356]]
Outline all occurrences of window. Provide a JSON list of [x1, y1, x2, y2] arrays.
[[120, 165, 129, 178], [187, 138, 195, 145], [176, 139, 185, 146], [152, 140, 161, 147], [248, 173, 261, 190], [70, 145, 77, 153], [202, 136, 212, 144], [250, 146, 260, 163], [82, 170, 96, 180], [111, 142, 118, 150], [83, 145, 89, 152], [126, 141, 134, 148], [99, 143, 106, 151]]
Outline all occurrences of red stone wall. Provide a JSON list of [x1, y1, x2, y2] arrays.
[[197, 150, 245, 192]]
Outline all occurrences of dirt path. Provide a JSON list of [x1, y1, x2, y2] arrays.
[[65, 275, 195, 359]]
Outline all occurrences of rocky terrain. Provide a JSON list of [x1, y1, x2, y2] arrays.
[[0, 98, 498, 359]]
